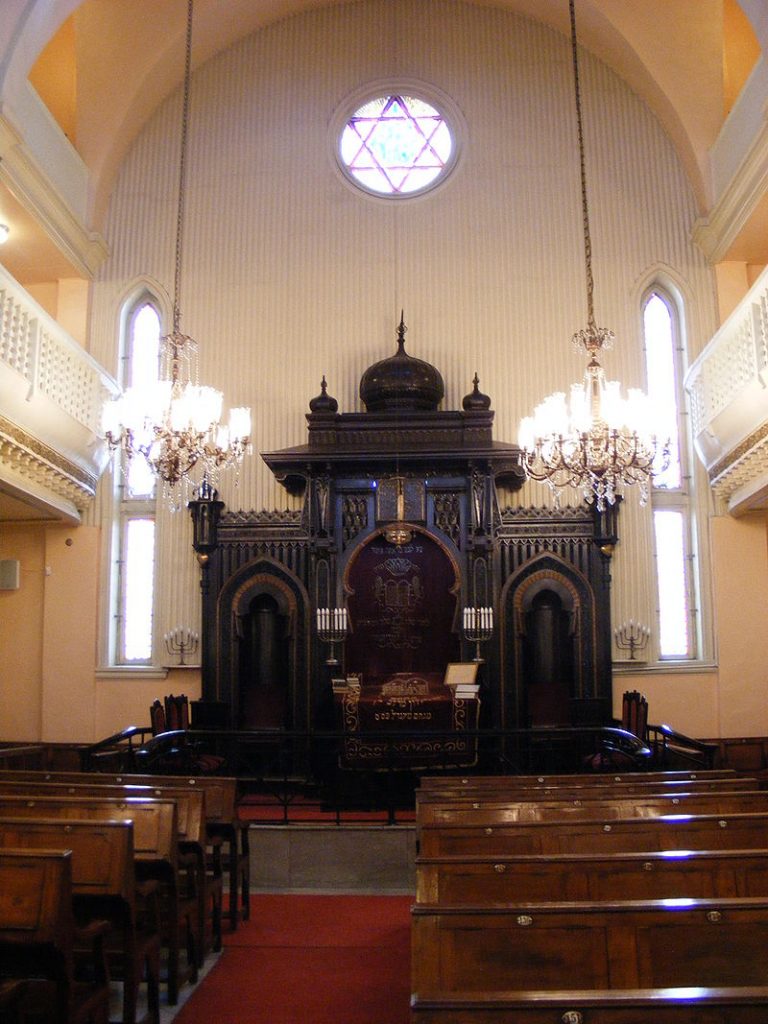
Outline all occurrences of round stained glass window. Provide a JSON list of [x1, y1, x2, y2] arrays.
[[337, 92, 457, 198]]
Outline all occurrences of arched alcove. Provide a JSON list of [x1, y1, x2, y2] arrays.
[[343, 525, 461, 683], [502, 553, 605, 730], [216, 558, 310, 731]]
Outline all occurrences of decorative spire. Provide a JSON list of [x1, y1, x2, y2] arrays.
[[309, 374, 338, 413], [462, 372, 491, 411]]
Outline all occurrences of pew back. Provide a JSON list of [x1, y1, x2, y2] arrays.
[[0, 795, 178, 866], [418, 810, 768, 858], [411, 898, 768, 992], [416, 848, 768, 904], [417, 790, 768, 826]]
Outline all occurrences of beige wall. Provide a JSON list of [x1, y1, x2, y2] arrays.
[[0, 524, 45, 738], [710, 512, 768, 736], [0, 520, 200, 742]]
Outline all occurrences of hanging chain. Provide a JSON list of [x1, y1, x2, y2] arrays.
[[569, 0, 615, 358], [171, 0, 194, 338]]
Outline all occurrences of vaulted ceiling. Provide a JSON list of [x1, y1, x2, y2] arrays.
[[0, 0, 766, 284]]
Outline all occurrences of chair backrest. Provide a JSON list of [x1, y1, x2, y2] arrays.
[[149, 699, 166, 736], [622, 690, 648, 739], [164, 694, 189, 731]]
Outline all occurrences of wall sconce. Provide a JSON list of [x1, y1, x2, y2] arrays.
[[0, 224, 9, 244]]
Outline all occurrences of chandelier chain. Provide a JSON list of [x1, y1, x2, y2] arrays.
[[172, 0, 194, 340], [570, 0, 596, 338], [516, 0, 670, 510]]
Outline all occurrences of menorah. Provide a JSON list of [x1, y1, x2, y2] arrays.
[[614, 620, 650, 661], [462, 606, 494, 663], [316, 607, 348, 665], [163, 627, 199, 666]]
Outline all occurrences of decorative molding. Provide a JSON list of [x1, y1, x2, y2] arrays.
[[0, 114, 109, 278], [0, 414, 97, 510], [692, 113, 768, 263]]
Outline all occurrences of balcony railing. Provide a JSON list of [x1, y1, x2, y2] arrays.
[[0, 264, 118, 520], [685, 265, 768, 513]]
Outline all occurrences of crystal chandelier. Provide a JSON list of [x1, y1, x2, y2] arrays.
[[103, 0, 251, 506], [518, 0, 669, 512]]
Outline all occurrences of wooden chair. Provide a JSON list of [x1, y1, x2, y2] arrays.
[[0, 817, 161, 1024], [149, 700, 167, 736], [164, 695, 189, 732], [0, 848, 111, 1024], [622, 689, 649, 741]]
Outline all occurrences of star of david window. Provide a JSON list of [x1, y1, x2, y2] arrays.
[[338, 93, 456, 197]]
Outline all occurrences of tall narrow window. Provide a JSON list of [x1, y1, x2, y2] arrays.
[[112, 297, 160, 665], [643, 289, 696, 660]]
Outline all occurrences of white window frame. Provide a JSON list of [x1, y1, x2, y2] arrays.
[[103, 288, 163, 669], [642, 284, 702, 663]]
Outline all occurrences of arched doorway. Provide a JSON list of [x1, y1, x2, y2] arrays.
[[215, 558, 310, 732], [502, 554, 605, 730], [522, 588, 575, 727], [237, 592, 289, 729]]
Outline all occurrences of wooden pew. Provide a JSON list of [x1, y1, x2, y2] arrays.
[[416, 847, 768, 904], [0, 779, 222, 961], [417, 768, 739, 790], [411, 986, 768, 1022], [0, 848, 111, 1024], [0, 794, 195, 1006], [418, 809, 768, 858], [411, 897, 768, 993], [413, 772, 768, 1022], [0, 817, 160, 1024], [0, 769, 249, 931], [415, 789, 768, 826], [416, 776, 756, 804]]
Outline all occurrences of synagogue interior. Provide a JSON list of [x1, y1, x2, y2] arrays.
[[2, 0, 768, 761], [3, 2, 768, 1021]]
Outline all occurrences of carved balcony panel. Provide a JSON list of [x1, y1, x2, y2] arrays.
[[685, 265, 768, 515], [0, 266, 118, 522]]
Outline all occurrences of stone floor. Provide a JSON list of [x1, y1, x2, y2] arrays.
[[248, 823, 417, 893]]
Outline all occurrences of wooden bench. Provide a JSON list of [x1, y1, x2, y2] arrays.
[[416, 776, 756, 804], [0, 817, 160, 1024], [416, 847, 768, 904], [0, 794, 195, 1006], [418, 809, 768, 858], [417, 769, 739, 790], [411, 986, 768, 1022], [0, 769, 249, 931], [0, 848, 111, 1024], [0, 778, 222, 960], [411, 897, 768, 993], [416, 789, 768, 827]]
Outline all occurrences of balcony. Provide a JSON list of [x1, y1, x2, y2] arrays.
[[685, 265, 768, 515], [0, 265, 117, 523]]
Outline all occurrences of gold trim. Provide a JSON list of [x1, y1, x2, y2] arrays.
[[0, 415, 97, 506]]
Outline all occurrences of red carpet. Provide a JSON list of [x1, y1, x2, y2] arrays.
[[238, 795, 415, 824], [174, 894, 412, 1024]]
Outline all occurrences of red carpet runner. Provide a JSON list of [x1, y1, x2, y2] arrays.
[[174, 894, 412, 1024]]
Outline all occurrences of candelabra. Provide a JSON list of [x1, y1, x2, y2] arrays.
[[164, 627, 199, 666], [316, 607, 348, 665], [462, 606, 494, 663], [614, 620, 650, 661]]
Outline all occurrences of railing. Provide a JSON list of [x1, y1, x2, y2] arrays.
[[97, 725, 661, 825], [684, 265, 768, 509], [0, 263, 117, 515]]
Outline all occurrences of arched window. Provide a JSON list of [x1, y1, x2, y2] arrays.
[[110, 295, 161, 665], [643, 288, 697, 660]]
